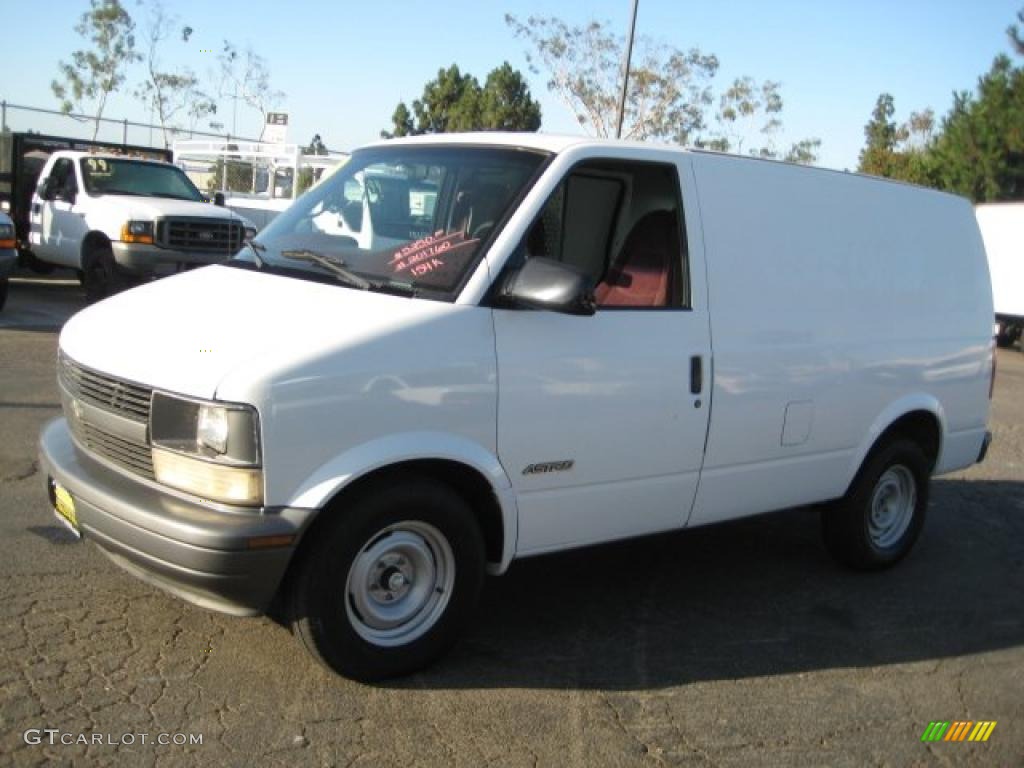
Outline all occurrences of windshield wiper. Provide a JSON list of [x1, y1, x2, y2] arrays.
[[280, 248, 370, 290], [368, 278, 419, 298], [242, 239, 265, 268]]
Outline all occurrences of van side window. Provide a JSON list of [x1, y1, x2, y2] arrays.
[[522, 159, 688, 309]]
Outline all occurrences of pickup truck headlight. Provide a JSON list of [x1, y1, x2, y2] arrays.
[[0, 221, 14, 249], [150, 392, 263, 505], [243, 225, 257, 241], [120, 220, 155, 245]]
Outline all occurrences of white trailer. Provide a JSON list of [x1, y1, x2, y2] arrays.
[[976, 202, 1024, 348]]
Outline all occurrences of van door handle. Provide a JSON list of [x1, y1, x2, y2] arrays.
[[690, 355, 702, 394]]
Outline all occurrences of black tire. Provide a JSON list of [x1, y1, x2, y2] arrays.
[[0, 277, 7, 312], [81, 244, 125, 303], [995, 321, 1013, 348], [821, 438, 929, 570], [288, 477, 485, 681]]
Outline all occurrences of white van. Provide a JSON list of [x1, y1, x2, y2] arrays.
[[39, 134, 995, 680], [975, 202, 1023, 348]]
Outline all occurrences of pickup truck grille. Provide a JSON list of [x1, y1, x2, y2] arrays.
[[158, 217, 243, 254], [59, 352, 155, 479]]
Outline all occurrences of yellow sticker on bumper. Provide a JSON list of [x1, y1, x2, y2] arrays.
[[53, 483, 79, 532]]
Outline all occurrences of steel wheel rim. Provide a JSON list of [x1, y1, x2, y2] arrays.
[[345, 521, 455, 647], [868, 465, 916, 549]]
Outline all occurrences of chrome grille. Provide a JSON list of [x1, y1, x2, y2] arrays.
[[59, 353, 152, 423], [158, 217, 243, 254], [67, 417, 155, 479], [59, 352, 155, 480]]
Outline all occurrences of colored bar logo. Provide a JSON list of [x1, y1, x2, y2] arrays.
[[921, 721, 997, 742]]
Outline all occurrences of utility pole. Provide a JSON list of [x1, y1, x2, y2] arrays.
[[615, 0, 640, 139]]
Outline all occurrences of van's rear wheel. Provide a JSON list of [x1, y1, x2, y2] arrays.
[[822, 439, 929, 570], [288, 478, 485, 681]]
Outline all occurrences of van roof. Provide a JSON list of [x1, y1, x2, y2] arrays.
[[362, 132, 948, 188], [364, 132, 687, 155]]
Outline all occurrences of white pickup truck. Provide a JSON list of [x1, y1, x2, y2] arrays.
[[28, 151, 255, 300], [39, 134, 994, 681]]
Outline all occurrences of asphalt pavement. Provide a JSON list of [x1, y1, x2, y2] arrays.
[[0, 276, 1022, 766]]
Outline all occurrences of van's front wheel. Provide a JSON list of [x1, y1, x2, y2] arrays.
[[822, 439, 929, 570], [288, 478, 485, 681]]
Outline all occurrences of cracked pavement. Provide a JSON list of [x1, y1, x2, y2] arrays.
[[1, 281, 1022, 766]]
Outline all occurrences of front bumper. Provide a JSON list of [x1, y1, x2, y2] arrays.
[[39, 417, 314, 616], [111, 242, 235, 276]]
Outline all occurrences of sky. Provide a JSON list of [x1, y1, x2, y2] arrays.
[[1, 0, 1021, 170]]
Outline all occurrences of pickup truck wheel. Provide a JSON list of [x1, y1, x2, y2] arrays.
[[0, 277, 8, 311], [82, 246, 124, 302], [821, 439, 929, 570], [289, 478, 485, 681]]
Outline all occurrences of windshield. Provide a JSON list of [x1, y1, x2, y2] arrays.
[[243, 146, 548, 299], [79, 157, 205, 201]]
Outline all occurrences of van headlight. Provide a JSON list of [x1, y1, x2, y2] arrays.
[[149, 392, 263, 505]]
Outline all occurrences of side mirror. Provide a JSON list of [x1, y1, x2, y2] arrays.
[[214, 192, 226, 207], [57, 187, 76, 205], [497, 257, 596, 316]]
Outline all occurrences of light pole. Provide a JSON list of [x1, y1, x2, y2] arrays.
[[615, 0, 640, 139]]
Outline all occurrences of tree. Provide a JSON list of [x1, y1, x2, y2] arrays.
[[296, 134, 329, 195], [305, 134, 328, 155], [382, 63, 541, 138], [1009, 7, 1024, 55], [478, 63, 542, 131], [784, 138, 824, 165], [856, 94, 935, 184], [134, 1, 215, 147], [52, 0, 140, 140], [506, 14, 818, 163], [217, 42, 283, 135], [412, 64, 481, 134], [930, 55, 1024, 201], [387, 103, 415, 138], [858, 93, 900, 176], [506, 14, 717, 143], [700, 77, 782, 156]]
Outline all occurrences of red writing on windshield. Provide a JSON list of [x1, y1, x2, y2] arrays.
[[410, 258, 446, 277], [390, 230, 478, 274]]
